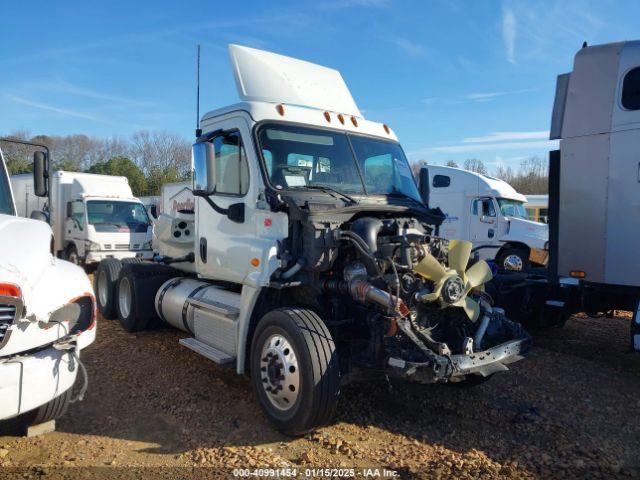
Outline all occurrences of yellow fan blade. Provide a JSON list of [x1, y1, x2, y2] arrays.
[[461, 296, 481, 322], [415, 248, 447, 282], [448, 240, 472, 279], [464, 260, 493, 291]]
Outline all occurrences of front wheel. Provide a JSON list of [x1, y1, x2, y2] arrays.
[[497, 248, 529, 272], [66, 245, 80, 265], [250, 309, 340, 436]]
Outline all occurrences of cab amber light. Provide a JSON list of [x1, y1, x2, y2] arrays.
[[250, 258, 260, 267]]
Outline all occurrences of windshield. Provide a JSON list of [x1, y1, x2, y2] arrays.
[[258, 124, 422, 202], [497, 198, 527, 219], [0, 152, 14, 216], [87, 200, 150, 233]]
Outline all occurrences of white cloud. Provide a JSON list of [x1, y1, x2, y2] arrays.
[[5, 94, 114, 124], [385, 36, 425, 57], [502, 7, 517, 64], [44, 81, 156, 108], [466, 88, 536, 102], [424, 139, 557, 154], [462, 131, 549, 144]]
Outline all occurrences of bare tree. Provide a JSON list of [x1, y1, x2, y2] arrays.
[[445, 160, 459, 167], [493, 156, 548, 194], [463, 158, 488, 175]]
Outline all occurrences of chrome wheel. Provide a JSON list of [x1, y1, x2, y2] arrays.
[[260, 333, 300, 411], [97, 270, 108, 307], [118, 277, 132, 319], [504, 254, 524, 271]]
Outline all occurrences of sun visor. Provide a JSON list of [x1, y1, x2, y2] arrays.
[[228, 44, 362, 118]]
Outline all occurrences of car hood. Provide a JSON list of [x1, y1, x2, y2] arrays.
[[506, 217, 548, 244], [0, 214, 53, 289]]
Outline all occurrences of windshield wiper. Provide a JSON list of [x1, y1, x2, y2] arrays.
[[295, 185, 358, 205]]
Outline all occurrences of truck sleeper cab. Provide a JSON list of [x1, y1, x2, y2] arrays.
[[96, 44, 530, 435], [427, 165, 549, 271], [0, 142, 96, 431]]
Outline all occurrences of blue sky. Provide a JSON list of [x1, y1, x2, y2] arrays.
[[1, 0, 639, 172]]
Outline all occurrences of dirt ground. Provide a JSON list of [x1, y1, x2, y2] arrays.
[[1, 311, 639, 479]]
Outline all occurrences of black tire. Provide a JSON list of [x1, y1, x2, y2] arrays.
[[250, 308, 340, 436], [66, 244, 80, 265], [116, 263, 179, 332], [94, 258, 123, 319], [18, 388, 72, 428], [496, 248, 529, 272]]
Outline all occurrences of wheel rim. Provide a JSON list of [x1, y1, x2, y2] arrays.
[[68, 250, 78, 264], [118, 277, 132, 318], [97, 270, 108, 307], [259, 333, 300, 411], [504, 254, 524, 271]]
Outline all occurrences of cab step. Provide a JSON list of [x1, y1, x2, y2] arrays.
[[179, 337, 234, 365]]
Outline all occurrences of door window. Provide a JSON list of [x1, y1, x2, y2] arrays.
[[71, 201, 85, 230], [472, 198, 496, 217], [213, 132, 249, 196], [621, 66, 640, 110]]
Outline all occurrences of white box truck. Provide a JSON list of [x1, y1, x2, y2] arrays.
[[0, 139, 96, 433], [11, 172, 153, 266], [426, 165, 548, 271], [95, 45, 530, 435]]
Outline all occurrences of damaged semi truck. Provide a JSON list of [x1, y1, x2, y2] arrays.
[[95, 45, 530, 435], [0, 139, 96, 432]]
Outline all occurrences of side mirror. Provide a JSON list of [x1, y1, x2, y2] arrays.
[[192, 142, 216, 196], [148, 205, 158, 220], [33, 151, 48, 197], [480, 215, 495, 224], [418, 167, 430, 206], [227, 203, 245, 223], [66, 202, 73, 218]]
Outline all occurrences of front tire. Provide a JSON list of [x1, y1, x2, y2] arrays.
[[66, 244, 80, 265], [497, 248, 529, 272], [16, 389, 72, 429], [250, 308, 340, 436]]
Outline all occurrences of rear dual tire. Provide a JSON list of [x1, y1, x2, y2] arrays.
[[250, 308, 340, 436], [94, 258, 143, 319]]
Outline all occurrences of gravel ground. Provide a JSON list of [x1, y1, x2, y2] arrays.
[[1, 311, 639, 479]]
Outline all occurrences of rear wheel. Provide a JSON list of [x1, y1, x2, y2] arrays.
[[116, 263, 179, 332], [250, 308, 340, 436], [94, 258, 123, 319]]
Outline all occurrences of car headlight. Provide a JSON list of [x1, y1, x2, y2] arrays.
[[142, 241, 152, 250], [85, 240, 101, 251]]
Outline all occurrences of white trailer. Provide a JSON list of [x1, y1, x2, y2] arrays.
[[11, 171, 153, 265], [427, 165, 548, 271], [95, 45, 530, 436], [0, 140, 96, 432], [160, 181, 193, 215]]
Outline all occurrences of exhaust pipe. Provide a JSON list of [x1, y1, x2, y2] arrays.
[[324, 279, 409, 317]]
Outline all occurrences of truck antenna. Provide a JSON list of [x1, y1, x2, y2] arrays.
[[196, 44, 202, 138]]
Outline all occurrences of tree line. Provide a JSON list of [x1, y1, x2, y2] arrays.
[[411, 156, 549, 194], [0, 131, 192, 196]]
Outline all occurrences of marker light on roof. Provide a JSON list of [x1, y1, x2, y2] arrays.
[[351, 116, 358, 127], [337, 114, 345, 125], [324, 111, 331, 122], [276, 104, 285, 116], [383, 124, 390, 134]]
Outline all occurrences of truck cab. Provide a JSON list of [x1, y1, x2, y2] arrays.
[[426, 165, 548, 271], [0, 143, 96, 431]]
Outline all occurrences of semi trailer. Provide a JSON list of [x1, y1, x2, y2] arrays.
[[483, 40, 640, 350], [0, 139, 96, 432], [11, 171, 153, 266], [427, 165, 548, 271], [95, 44, 530, 435]]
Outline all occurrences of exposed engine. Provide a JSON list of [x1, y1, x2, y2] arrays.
[[276, 213, 530, 383]]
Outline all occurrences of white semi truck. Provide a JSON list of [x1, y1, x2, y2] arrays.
[[11, 172, 153, 266], [95, 45, 530, 435], [0, 140, 96, 431], [426, 165, 548, 271]]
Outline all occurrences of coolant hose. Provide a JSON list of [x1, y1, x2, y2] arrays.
[[281, 261, 303, 280], [474, 314, 491, 351]]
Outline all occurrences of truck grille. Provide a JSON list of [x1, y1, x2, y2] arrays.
[[0, 304, 16, 342], [115, 244, 129, 250]]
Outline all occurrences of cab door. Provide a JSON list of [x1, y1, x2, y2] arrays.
[[469, 197, 498, 260], [195, 117, 261, 284], [65, 200, 86, 258]]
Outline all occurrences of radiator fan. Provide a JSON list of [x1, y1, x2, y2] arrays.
[[414, 240, 493, 322]]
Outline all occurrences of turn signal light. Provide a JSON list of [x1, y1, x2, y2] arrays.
[[570, 270, 586, 279], [0, 283, 21, 298]]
